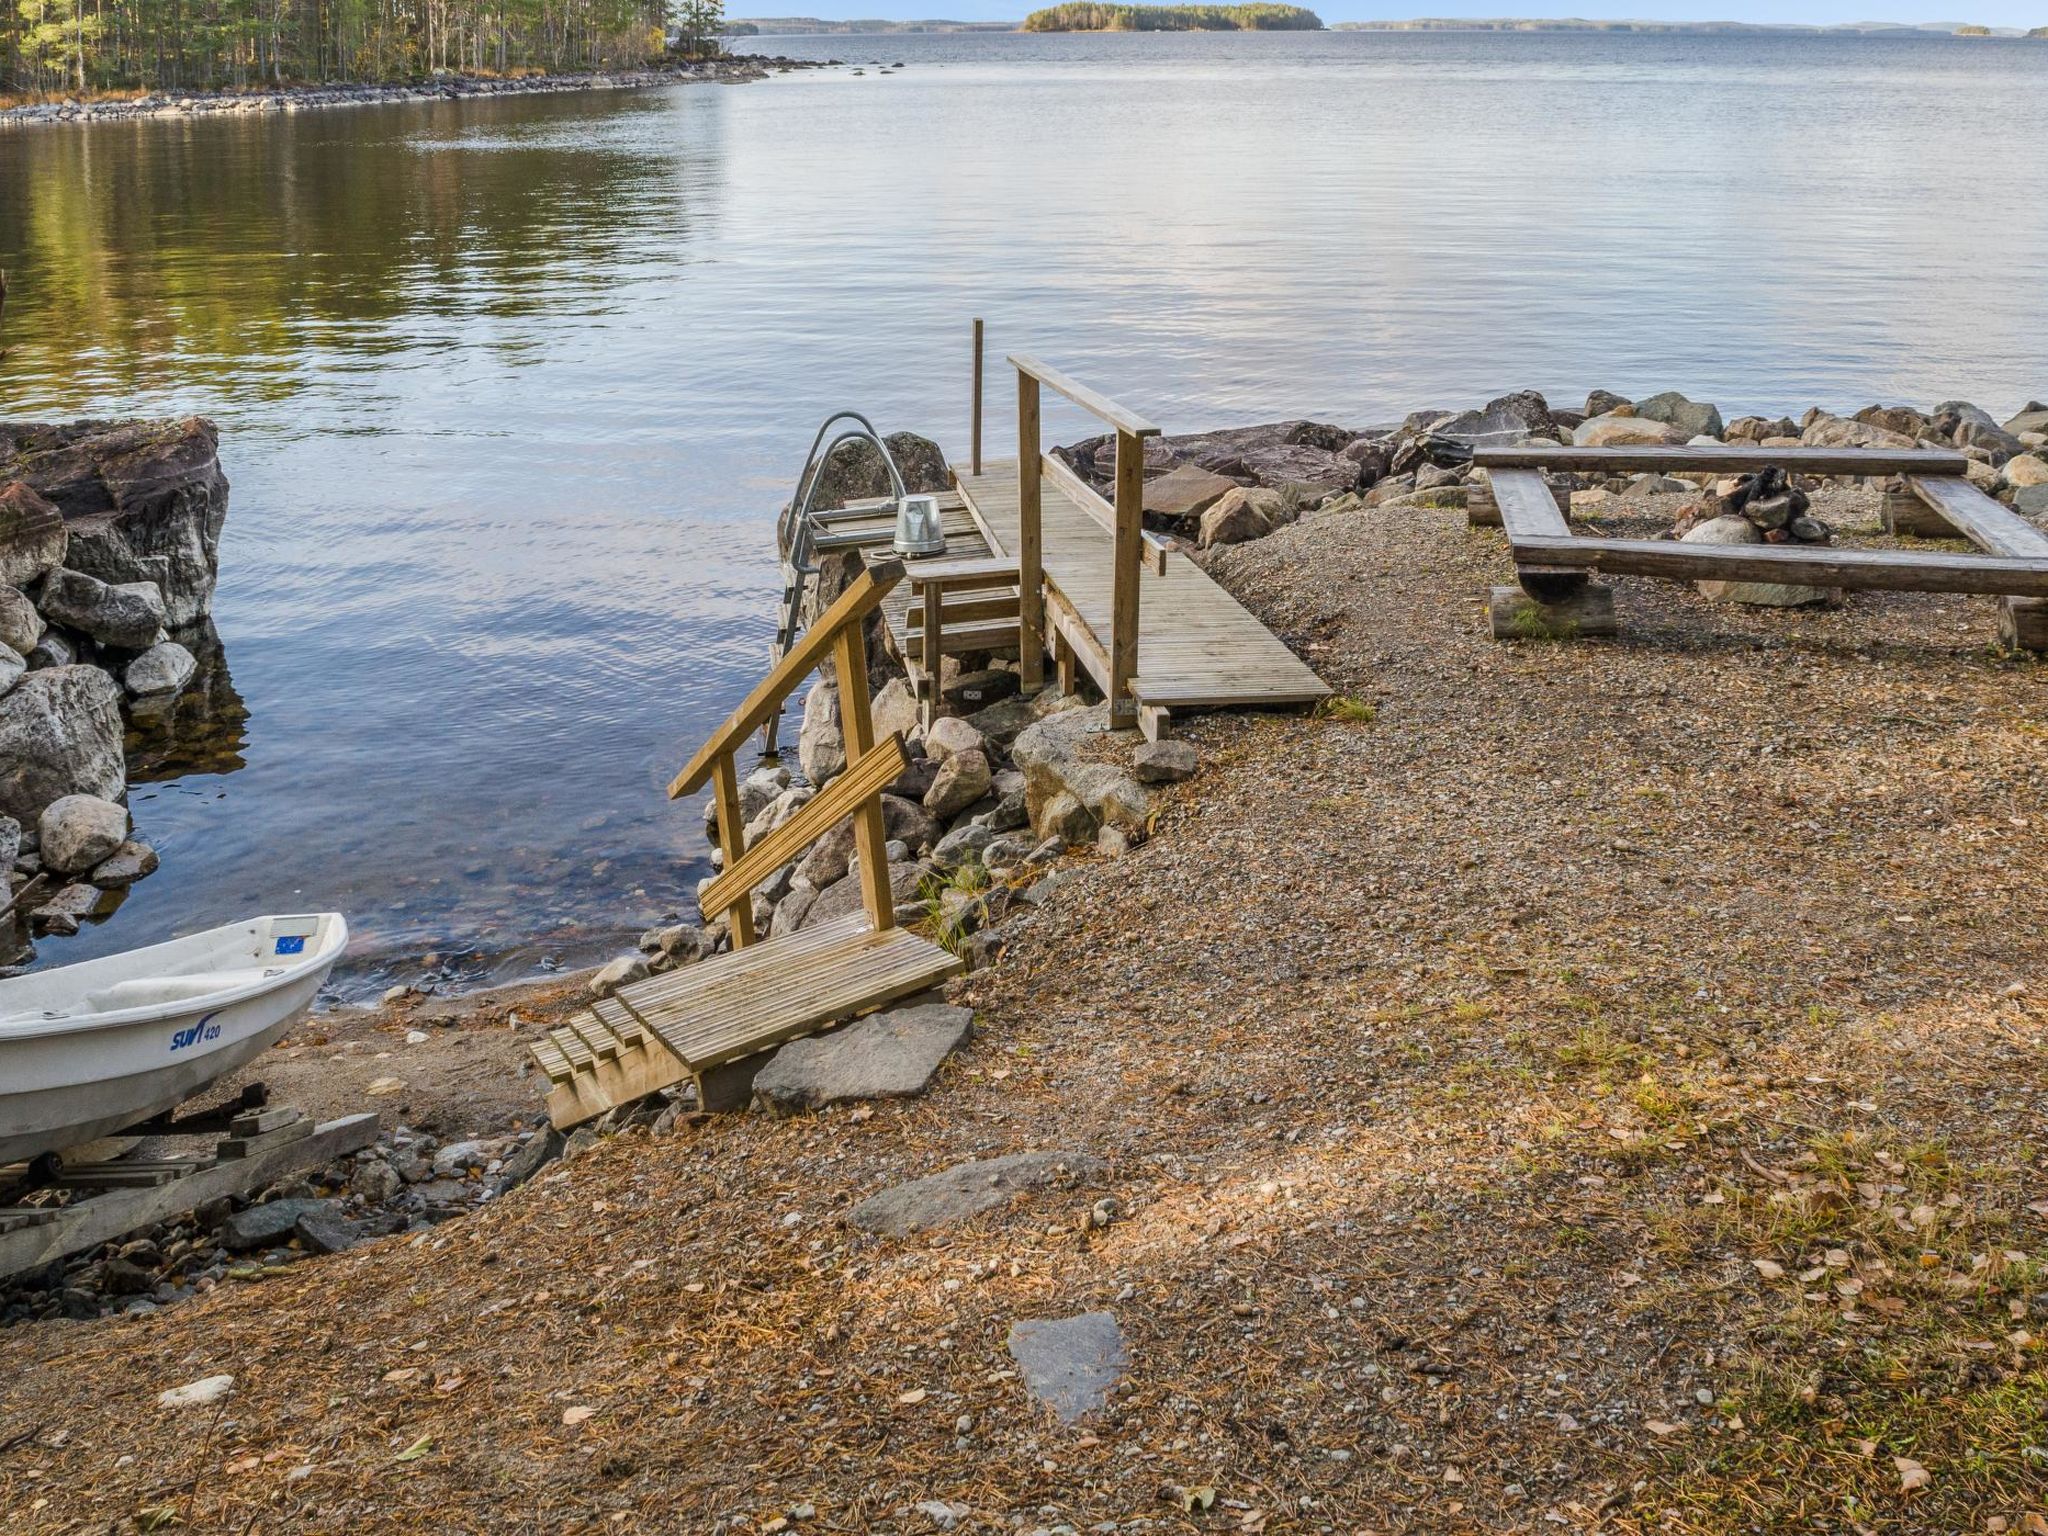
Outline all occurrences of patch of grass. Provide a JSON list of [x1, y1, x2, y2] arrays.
[[1553, 1021, 1646, 1078], [1508, 603, 1579, 641], [1315, 695, 1378, 723]]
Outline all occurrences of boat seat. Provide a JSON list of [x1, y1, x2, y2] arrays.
[[82, 969, 283, 1013]]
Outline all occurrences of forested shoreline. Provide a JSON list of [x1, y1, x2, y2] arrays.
[[4, 0, 722, 99], [1021, 3, 1321, 31]]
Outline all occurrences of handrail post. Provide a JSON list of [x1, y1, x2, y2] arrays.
[[710, 754, 758, 948], [1016, 368, 1046, 692], [970, 317, 984, 478], [1108, 427, 1143, 728], [832, 621, 895, 932]]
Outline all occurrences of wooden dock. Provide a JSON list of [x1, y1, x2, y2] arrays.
[[955, 457, 1328, 722]]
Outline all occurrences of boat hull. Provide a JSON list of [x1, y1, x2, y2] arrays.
[[0, 913, 347, 1166]]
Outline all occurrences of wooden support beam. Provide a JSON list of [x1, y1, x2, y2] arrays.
[[1016, 370, 1046, 692], [971, 316, 984, 478], [1509, 533, 2048, 598], [833, 624, 896, 933], [1474, 444, 1968, 477], [1466, 473, 1500, 528], [1139, 704, 1173, 743], [1108, 427, 1144, 729], [710, 755, 757, 949], [1905, 475, 2048, 653], [701, 733, 907, 917], [1490, 583, 1617, 641]]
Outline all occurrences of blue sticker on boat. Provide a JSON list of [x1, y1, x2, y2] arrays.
[[275, 935, 306, 955]]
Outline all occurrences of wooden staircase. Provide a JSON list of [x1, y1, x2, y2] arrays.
[[530, 560, 962, 1126]]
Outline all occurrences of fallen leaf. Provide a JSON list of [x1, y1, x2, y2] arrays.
[[1894, 1455, 1930, 1491], [381, 1368, 421, 1385], [1645, 1420, 1685, 1437], [896, 1388, 928, 1406], [562, 1406, 597, 1426], [1751, 1259, 1786, 1281], [393, 1436, 433, 1463]]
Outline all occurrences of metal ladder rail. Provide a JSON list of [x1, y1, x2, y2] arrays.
[[763, 415, 909, 758]]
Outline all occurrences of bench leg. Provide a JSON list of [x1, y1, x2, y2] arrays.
[[1489, 582, 1616, 642], [1884, 484, 1958, 538], [1466, 474, 1500, 528], [1999, 598, 2048, 653]]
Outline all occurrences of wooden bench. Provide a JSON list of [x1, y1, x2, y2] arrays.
[[1467, 443, 2048, 650], [529, 560, 962, 1126]]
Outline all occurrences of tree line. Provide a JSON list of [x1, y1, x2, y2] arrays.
[[5, 0, 723, 97], [1021, 3, 1321, 32]]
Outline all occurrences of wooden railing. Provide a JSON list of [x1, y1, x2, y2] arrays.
[[668, 560, 906, 946], [1009, 354, 1161, 727]]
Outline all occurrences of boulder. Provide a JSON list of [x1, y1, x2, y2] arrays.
[[124, 640, 197, 697], [2005, 402, 2048, 438], [742, 784, 814, 850], [32, 881, 107, 935], [1585, 389, 1631, 416], [845, 1150, 1105, 1236], [39, 794, 129, 874], [0, 417, 228, 625], [1198, 487, 1277, 548], [752, 1003, 973, 1114], [2014, 484, 2048, 518], [799, 430, 949, 514], [796, 859, 927, 930], [794, 793, 939, 887], [923, 747, 992, 819], [1339, 436, 1392, 485], [1855, 404, 1932, 441], [1132, 739, 1198, 783], [638, 923, 717, 966], [1432, 390, 1558, 447], [2003, 454, 2048, 490], [1801, 413, 1916, 451], [1235, 443, 1356, 497], [870, 676, 919, 742], [923, 714, 987, 763], [220, 1197, 335, 1253], [798, 678, 844, 786], [1012, 704, 1153, 837], [1633, 391, 1725, 440], [590, 953, 651, 998], [1682, 515, 1834, 607], [1574, 413, 1686, 448], [0, 482, 68, 590], [931, 821, 997, 872], [0, 587, 43, 658], [963, 693, 1039, 750], [1139, 463, 1238, 527], [86, 838, 158, 888], [0, 816, 17, 874], [941, 667, 1018, 715], [0, 666, 125, 823], [36, 567, 167, 650], [0, 645, 22, 697]]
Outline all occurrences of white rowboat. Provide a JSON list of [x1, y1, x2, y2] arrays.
[[0, 913, 348, 1165]]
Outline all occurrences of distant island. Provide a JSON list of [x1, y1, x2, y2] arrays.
[[1023, 3, 1321, 30]]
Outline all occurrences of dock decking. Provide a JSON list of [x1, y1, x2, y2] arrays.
[[956, 457, 1329, 716]]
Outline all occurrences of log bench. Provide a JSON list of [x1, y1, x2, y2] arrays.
[[1467, 443, 2048, 650]]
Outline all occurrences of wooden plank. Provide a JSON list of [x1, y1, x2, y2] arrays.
[[1511, 533, 2048, 597], [529, 1035, 576, 1084], [834, 624, 896, 933], [1906, 476, 2048, 559], [1474, 443, 1967, 476], [701, 733, 907, 916], [905, 593, 1019, 630], [669, 559, 904, 799], [1039, 453, 1176, 567], [0, 1116, 378, 1282], [903, 556, 1021, 591], [1109, 427, 1145, 728], [1007, 354, 1161, 438], [919, 580, 943, 729], [709, 755, 758, 948], [1017, 374, 1046, 691], [1489, 469, 1571, 540]]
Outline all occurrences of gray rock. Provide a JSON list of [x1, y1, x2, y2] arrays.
[[0, 816, 18, 876], [639, 923, 717, 966], [1431, 390, 1557, 448], [798, 678, 845, 786], [25, 630, 73, 671], [972, 787, 1030, 835], [924, 715, 987, 763], [1131, 739, 1198, 784], [983, 831, 1039, 869], [2014, 484, 2048, 517], [1632, 391, 1725, 440], [1575, 413, 1686, 448], [1007, 1311, 1128, 1425], [0, 645, 22, 698], [1682, 515, 1834, 607], [124, 640, 197, 697], [88, 839, 159, 888], [4, 416, 229, 624], [36, 567, 167, 650], [37, 793, 128, 874], [923, 748, 992, 820], [1011, 704, 1153, 837], [590, 953, 651, 998], [2005, 403, 2048, 438], [1801, 413, 1916, 451], [0, 587, 43, 658], [349, 1158, 404, 1204], [962, 693, 1039, 749], [295, 1207, 404, 1256], [1198, 488, 1276, 548], [870, 676, 919, 742], [490, 1128, 564, 1195], [800, 430, 949, 514], [846, 1150, 1105, 1236], [753, 1003, 973, 1114], [931, 821, 997, 872], [0, 665, 125, 824], [797, 860, 927, 930], [1139, 462, 1239, 527], [795, 794, 939, 887], [0, 483, 68, 590], [221, 1197, 336, 1252], [1038, 790, 1097, 846], [1585, 389, 1631, 416], [942, 667, 1020, 714]]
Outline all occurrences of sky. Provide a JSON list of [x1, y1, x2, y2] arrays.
[[736, 2, 2045, 26]]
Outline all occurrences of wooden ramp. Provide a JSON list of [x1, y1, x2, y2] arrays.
[[957, 456, 1329, 720]]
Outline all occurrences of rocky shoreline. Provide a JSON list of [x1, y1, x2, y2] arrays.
[[0, 418, 230, 960], [0, 56, 826, 129]]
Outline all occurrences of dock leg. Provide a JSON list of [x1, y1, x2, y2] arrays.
[[1489, 583, 1616, 641], [1138, 704, 1172, 743]]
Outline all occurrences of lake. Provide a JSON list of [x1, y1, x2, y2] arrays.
[[2, 28, 2044, 1000]]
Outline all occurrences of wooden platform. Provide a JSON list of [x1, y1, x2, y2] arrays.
[[956, 457, 1329, 718], [807, 493, 1023, 664], [530, 912, 962, 1124]]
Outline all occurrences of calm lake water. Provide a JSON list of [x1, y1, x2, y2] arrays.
[[3, 30, 2045, 999]]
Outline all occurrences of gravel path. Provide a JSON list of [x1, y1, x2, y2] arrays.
[[2, 489, 2042, 1533]]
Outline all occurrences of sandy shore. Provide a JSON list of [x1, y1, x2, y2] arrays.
[[1, 481, 2043, 1532]]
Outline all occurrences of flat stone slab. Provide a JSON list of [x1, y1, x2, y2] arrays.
[[1007, 1311, 1127, 1424], [753, 1003, 974, 1115], [845, 1150, 1105, 1237]]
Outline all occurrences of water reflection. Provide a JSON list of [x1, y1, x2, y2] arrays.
[[125, 622, 249, 781]]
